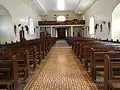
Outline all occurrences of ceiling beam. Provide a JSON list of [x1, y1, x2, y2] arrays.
[[74, 0, 97, 14], [34, 0, 47, 15], [83, 0, 97, 13], [22, 0, 47, 16]]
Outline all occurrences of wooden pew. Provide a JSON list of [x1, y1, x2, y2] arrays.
[[1, 36, 55, 60], [83, 46, 105, 71], [0, 55, 18, 90], [6, 40, 41, 68], [0, 47, 30, 82], [66, 37, 73, 45], [7, 48, 30, 81], [104, 55, 120, 90], [75, 38, 120, 62], [36, 44, 42, 64], [91, 50, 120, 89], [28, 46, 37, 70], [0, 36, 55, 87], [74, 40, 95, 59]]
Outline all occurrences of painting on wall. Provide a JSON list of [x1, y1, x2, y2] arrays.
[[34, 28, 35, 33], [25, 25, 29, 34], [14, 24, 17, 36], [100, 24, 102, 32], [95, 24, 98, 32], [108, 21, 111, 34]]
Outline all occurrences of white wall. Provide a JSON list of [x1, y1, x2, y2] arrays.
[[73, 26, 83, 36], [84, 0, 120, 40], [0, 0, 41, 44], [39, 27, 51, 36], [46, 27, 51, 35]]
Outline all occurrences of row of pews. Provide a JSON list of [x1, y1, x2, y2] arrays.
[[0, 34, 56, 90], [71, 36, 120, 90]]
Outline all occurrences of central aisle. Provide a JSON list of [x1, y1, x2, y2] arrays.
[[24, 40, 98, 90]]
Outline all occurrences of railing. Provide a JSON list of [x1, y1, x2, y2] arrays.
[[38, 20, 85, 25]]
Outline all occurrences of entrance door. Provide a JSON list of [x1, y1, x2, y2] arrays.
[[57, 28, 66, 39]]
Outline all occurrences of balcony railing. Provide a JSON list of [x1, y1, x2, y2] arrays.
[[38, 19, 85, 26]]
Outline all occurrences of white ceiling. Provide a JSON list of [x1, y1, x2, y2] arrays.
[[25, 0, 96, 15], [38, 0, 80, 11]]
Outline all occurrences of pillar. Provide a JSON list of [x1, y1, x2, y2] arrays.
[[71, 26, 73, 37], [55, 29, 58, 37], [51, 26, 53, 37], [65, 29, 68, 37]]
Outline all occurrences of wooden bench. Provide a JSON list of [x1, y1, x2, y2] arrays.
[[8, 48, 30, 81], [91, 50, 120, 89], [104, 55, 120, 90], [74, 40, 96, 59], [83, 46, 105, 71], [0, 55, 18, 90]]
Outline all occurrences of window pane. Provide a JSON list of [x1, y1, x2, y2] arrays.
[[28, 17, 34, 35], [57, 16, 66, 22], [89, 16, 95, 34]]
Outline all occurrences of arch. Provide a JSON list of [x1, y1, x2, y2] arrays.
[[0, 5, 12, 18], [89, 16, 95, 35], [0, 5, 12, 44], [57, 15, 66, 22], [112, 3, 120, 40]]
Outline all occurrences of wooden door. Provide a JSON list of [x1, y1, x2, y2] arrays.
[[57, 28, 66, 39]]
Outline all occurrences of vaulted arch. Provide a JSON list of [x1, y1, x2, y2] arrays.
[[0, 5, 12, 43], [112, 3, 120, 40], [0, 5, 12, 17]]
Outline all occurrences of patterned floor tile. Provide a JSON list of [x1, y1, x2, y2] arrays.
[[24, 40, 98, 90]]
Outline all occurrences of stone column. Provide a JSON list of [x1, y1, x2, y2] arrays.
[[65, 29, 68, 37], [51, 26, 53, 37], [71, 26, 73, 37], [55, 29, 58, 37]]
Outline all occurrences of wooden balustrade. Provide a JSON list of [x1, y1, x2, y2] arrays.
[[38, 20, 85, 25]]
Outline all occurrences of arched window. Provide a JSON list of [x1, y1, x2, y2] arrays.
[[112, 3, 120, 40], [57, 15, 66, 22], [28, 17, 34, 35], [89, 16, 95, 34]]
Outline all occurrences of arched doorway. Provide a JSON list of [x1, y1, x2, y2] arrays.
[[0, 5, 12, 43], [112, 3, 120, 40]]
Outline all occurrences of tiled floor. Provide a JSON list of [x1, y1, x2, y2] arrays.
[[24, 40, 98, 90]]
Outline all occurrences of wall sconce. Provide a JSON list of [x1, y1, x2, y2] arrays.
[[53, 14, 57, 19], [36, 26, 38, 29], [18, 24, 21, 27], [95, 24, 98, 30], [102, 21, 106, 24], [66, 14, 69, 19], [25, 25, 29, 34]]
